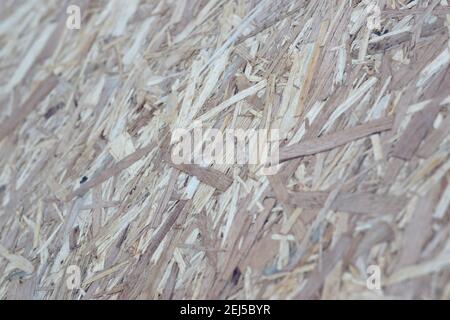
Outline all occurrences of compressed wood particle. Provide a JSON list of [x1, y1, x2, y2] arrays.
[[0, 0, 449, 300]]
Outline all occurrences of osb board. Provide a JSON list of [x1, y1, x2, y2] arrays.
[[0, 0, 450, 300]]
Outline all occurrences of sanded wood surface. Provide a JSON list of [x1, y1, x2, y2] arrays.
[[0, 0, 449, 300]]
